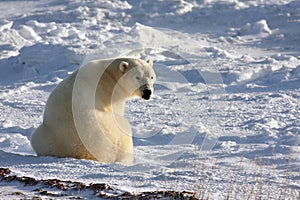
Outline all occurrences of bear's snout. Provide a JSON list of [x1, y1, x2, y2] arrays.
[[142, 88, 152, 100]]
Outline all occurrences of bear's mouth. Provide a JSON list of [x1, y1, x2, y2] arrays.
[[142, 89, 152, 100]]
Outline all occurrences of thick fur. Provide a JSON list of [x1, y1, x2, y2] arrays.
[[31, 58, 156, 165]]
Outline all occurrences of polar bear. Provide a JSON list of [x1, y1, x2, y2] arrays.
[[30, 58, 156, 165]]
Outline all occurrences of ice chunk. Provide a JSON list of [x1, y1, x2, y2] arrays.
[[18, 25, 42, 41]]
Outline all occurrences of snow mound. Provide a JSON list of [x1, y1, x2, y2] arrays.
[[0, 20, 13, 32], [0, 44, 80, 84], [18, 25, 42, 42], [0, 134, 33, 155], [234, 19, 272, 37]]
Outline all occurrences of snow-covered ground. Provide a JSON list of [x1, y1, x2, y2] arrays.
[[0, 0, 299, 199]]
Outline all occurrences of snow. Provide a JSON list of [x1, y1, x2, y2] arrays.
[[0, 0, 299, 199]]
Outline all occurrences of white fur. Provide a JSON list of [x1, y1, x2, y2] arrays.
[[31, 58, 156, 165]]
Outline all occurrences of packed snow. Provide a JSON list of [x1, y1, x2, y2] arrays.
[[0, 0, 299, 199]]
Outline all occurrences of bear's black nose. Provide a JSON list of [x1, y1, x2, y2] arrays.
[[142, 89, 152, 100]]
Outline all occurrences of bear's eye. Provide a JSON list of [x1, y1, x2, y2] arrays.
[[150, 76, 154, 80], [136, 77, 140, 80]]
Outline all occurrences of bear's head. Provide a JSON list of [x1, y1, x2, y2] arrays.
[[116, 58, 156, 101]]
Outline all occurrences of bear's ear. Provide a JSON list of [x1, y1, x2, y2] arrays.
[[147, 59, 153, 67], [119, 61, 129, 72]]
